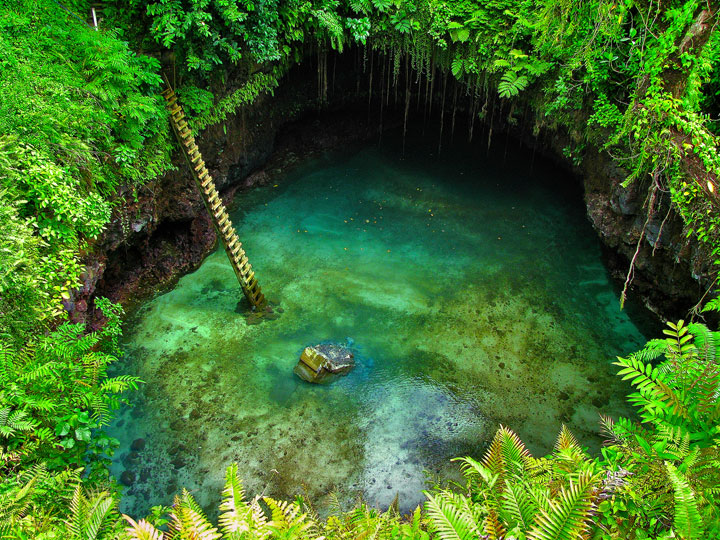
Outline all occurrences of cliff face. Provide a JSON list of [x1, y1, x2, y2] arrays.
[[581, 147, 710, 318], [70, 58, 713, 328]]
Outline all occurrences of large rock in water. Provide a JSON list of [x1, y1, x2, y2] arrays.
[[293, 343, 355, 383]]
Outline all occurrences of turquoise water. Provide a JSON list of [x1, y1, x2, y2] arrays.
[[109, 132, 652, 517]]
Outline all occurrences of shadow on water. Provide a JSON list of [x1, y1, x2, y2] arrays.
[[108, 125, 658, 518]]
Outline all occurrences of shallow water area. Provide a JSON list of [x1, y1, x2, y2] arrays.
[[109, 130, 653, 518]]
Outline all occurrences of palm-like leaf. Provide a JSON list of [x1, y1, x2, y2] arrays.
[[264, 497, 319, 539], [501, 480, 537, 533], [218, 463, 268, 538]]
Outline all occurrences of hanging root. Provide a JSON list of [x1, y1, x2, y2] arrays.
[[620, 177, 659, 309], [651, 199, 672, 257]]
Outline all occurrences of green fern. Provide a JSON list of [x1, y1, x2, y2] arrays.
[[265, 497, 319, 539], [168, 490, 221, 540], [527, 471, 600, 540], [501, 481, 537, 533], [66, 485, 118, 540], [481, 425, 530, 487], [666, 462, 704, 539], [124, 516, 164, 540], [424, 492, 481, 540], [498, 71, 529, 98]]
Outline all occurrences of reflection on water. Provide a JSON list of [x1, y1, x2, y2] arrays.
[[108, 131, 653, 518]]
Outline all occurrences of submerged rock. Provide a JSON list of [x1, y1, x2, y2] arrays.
[[130, 438, 146, 451], [120, 470, 136, 486], [294, 343, 355, 383]]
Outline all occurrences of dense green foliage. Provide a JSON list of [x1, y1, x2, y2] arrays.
[[1, 0, 719, 538], [0, 0, 172, 343]]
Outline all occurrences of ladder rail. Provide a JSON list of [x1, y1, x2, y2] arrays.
[[161, 86, 267, 309]]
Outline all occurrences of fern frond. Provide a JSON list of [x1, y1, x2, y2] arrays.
[[614, 355, 691, 420], [501, 480, 537, 533], [630, 338, 667, 363], [218, 463, 263, 536], [482, 425, 530, 487], [424, 492, 481, 540], [68, 484, 84, 538], [666, 462, 704, 539], [124, 516, 165, 540], [527, 471, 599, 540], [264, 496, 319, 539], [688, 323, 719, 363], [555, 425, 581, 453], [483, 507, 506, 540], [169, 490, 221, 540], [453, 456, 498, 488], [83, 493, 115, 540]]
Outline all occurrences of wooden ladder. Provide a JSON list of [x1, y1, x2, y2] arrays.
[[161, 86, 267, 309]]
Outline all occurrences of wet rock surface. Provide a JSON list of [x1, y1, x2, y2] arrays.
[[294, 344, 355, 383]]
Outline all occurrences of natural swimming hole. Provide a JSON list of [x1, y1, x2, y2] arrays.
[[108, 131, 655, 518]]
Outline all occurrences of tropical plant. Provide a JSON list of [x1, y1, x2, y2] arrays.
[[425, 425, 602, 540], [0, 464, 123, 539], [0, 299, 140, 479], [597, 319, 720, 538]]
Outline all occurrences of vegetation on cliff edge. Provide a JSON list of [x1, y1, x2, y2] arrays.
[[1, 0, 719, 538]]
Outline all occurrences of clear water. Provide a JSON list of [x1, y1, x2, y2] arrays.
[[108, 131, 653, 518]]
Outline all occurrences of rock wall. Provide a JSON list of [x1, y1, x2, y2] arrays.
[[582, 148, 713, 320]]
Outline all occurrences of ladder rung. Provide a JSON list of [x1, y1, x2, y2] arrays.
[[211, 202, 222, 213], [170, 105, 181, 115], [218, 214, 229, 226], [186, 143, 198, 154], [181, 130, 193, 140], [167, 96, 178, 106], [193, 160, 205, 171], [199, 170, 210, 182], [190, 153, 202, 164], [177, 120, 188, 130], [207, 193, 219, 206]]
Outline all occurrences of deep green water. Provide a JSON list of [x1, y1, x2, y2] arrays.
[[109, 132, 654, 517]]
